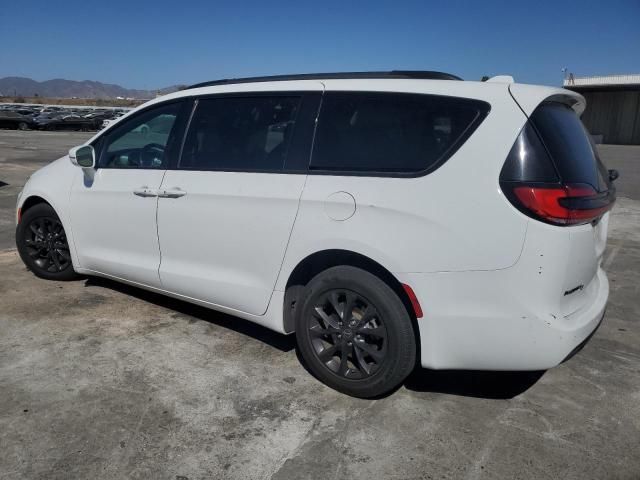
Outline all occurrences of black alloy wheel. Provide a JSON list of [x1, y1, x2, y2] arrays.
[[309, 290, 388, 379], [24, 217, 71, 272], [16, 203, 78, 280], [295, 266, 416, 398]]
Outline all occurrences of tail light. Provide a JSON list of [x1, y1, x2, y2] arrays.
[[500, 103, 616, 227], [509, 183, 615, 226]]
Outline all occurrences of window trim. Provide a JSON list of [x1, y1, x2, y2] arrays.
[[90, 90, 489, 177], [170, 91, 321, 174], [92, 99, 190, 170], [308, 91, 491, 178]]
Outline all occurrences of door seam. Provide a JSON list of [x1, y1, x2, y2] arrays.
[[262, 82, 326, 315], [155, 169, 168, 287]]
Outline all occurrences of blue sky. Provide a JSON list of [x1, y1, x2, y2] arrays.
[[1, 0, 638, 90]]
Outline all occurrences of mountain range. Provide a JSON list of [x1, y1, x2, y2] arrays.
[[0, 77, 181, 99]]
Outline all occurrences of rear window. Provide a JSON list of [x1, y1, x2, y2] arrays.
[[310, 92, 489, 175], [530, 102, 609, 191]]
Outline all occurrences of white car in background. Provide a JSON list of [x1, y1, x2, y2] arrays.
[[101, 116, 123, 130], [15, 71, 617, 397]]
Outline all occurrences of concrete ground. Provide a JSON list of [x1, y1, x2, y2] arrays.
[[1, 130, 639, 480]]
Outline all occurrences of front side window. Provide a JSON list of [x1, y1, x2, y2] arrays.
[[98, 102, 181, 169], [179, 96, 301, 172], [310, 92, 489, 174]]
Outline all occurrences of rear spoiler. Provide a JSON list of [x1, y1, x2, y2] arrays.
[[509, 83, 586, 116]]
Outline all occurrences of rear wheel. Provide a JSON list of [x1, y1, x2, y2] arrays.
[[17, 122, 28, 130], [295, 266, 416, 398], [16, 203, 78, 280]]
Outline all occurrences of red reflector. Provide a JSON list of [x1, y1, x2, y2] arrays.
[[512, 184, 612, 226], [402, 283, 423, 318], [17, 208, 22, 223]]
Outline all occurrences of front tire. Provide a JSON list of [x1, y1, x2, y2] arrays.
[[16, 203, 79, 281], [295, 266, 416, 398]]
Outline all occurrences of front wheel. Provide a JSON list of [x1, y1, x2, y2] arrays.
[[16, 203, 79, 280], [295, 266, 416, 398]]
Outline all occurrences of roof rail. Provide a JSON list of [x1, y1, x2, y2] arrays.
[[186, 70, 462, 90]]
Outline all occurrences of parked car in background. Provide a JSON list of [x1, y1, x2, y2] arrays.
[[101, 118, 116, 130], [10, 108, 38, 117], [0, 104, 132, 131], [15, 71, 617, 397], [0, 111, 37, 130], [39, 106, 64, 114], [35, 114, 98, 131], [32, 112, 58, 122], [86, 111, 116, 122], [101, 114, 126, 130]]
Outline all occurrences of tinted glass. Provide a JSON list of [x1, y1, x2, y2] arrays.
[[310, 92, 488, 173], [531, 102, 609, 191], [99, 103, 180, 169], [499, 122, 559, 183], [180, 96, 301, 171]]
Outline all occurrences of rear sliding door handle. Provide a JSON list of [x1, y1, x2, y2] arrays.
[[158, 188, 187, 198], [133, 186, 158, 197]]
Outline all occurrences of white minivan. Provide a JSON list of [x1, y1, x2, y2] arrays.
[[15, 71, 616, 397]]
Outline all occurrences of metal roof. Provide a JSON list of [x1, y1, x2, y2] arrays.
[[563, 74, 640, 87]]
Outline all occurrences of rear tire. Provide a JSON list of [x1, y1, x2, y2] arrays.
[[18, 122, 28, 130], [295, 266, 416, 398], [16, 203, 79, 281]]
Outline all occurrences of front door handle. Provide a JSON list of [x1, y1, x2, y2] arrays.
[[133, 186, 158, 197], [158, 187, 187, 198]]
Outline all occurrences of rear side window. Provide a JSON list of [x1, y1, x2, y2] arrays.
[[530, 102, 609, 191], [180, 96, 301, 172], [310, 92, 489, 175]]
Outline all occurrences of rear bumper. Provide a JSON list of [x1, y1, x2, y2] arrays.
[[397, 267, 608, 371], [560, 309, 604, 364]]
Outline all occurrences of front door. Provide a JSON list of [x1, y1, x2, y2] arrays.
[[69, 101, 186, 287]]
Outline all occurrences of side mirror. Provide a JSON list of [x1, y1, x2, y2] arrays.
[[69, 145, 95, 168], [608, 169, 619, 182]]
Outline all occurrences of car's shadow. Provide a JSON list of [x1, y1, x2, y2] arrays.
[[83, 276, 296, 353], [84, 276, 544, 399], [404, 368, 545, 399]]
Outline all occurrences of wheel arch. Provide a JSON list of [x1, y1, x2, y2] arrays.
[[17, 192, 81, 271], [283, 249, 421, 354], [19, 195, 52, 218]]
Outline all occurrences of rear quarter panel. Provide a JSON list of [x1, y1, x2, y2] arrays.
[[276, 81, 530, 289]]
